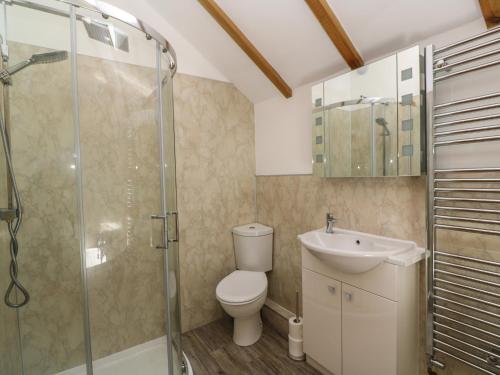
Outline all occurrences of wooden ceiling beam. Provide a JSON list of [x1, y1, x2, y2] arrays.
[[198, 0, 292, 98], [304, 0, 363, 69], [479, 0, 500, 29]]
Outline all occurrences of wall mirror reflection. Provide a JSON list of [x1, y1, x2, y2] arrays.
[[312, 46, 425, 177]]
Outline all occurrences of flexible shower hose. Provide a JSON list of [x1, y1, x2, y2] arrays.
[[0, 115, 29, 308]]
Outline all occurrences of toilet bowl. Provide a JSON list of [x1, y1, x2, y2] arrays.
[[216, 222, 273, 346], [216, 270, 268, 346]]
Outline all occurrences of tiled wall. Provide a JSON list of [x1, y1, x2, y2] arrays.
[[10, 42, 86, 375], [255, 174, 497, 375], [256, 175, 427, 310], [255, 175, 428, 372], [77, 54, 166, 361], [174, 74, 256, 332]]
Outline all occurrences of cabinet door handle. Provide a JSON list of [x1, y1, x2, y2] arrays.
[[328, 285, 336, 294], [344, 292, 353, 302]]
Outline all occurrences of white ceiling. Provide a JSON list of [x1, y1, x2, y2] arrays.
[[145, 0, 483, 103]]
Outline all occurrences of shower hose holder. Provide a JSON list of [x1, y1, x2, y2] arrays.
[[0, 208, 18, 221]]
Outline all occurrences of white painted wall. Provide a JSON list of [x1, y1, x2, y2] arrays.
[[105, 0, 228, 81], [255, 85, 314, 175], [254, 18, 488, 176]]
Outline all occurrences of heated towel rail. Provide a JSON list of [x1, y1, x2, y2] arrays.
[[426, 26, 500, 375]]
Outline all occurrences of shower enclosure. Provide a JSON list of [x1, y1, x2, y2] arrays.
[[0, 1, 187, 374]]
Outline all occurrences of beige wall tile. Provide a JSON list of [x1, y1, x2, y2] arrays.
[[9, 42, 86, 375], [174, 73, 256, 332], [256, 175, 426, 311]]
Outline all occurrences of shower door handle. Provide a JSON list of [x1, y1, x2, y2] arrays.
[[167, 211, 179, 243], [151, 214, 168, 250], [151, 212, 178, 249]]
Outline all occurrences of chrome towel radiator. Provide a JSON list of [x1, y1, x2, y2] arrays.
[[426, 26, 500, 374]]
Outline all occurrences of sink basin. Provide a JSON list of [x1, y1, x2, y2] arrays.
[[298, 227, 417, 274]]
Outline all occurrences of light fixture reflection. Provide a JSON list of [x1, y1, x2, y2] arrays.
[[100, 222, 121, 231], [86, 247, 107, 268]]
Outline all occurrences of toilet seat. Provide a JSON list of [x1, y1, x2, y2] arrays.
[[216, 270, 267, 304]]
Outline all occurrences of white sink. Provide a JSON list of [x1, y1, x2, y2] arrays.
[[298, 227, 418, 274]]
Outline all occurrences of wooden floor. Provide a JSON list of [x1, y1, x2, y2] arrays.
[[182, 317, 322, 375]]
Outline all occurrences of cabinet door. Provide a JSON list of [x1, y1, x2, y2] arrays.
[[342, 284, 397, 375], [303, 269, 342, 374]]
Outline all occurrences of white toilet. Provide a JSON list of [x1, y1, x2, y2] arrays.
[[216, 223, 273, 346]]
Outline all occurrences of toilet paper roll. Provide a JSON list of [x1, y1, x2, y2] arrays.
[[288, 334, 305, 361], [288, 316, 303, 339]]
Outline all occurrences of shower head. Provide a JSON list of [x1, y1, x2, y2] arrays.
[[0, 51, 68, 84], [375, 117, 391, 136], [82, 18, 129, 52], [29, 51, 68, 65]]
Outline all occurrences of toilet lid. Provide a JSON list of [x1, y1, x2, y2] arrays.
[[216, 271, 267, 304]]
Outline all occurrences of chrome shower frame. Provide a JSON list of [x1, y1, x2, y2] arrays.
[[0, 1, 183, 374], [1, 0, 177, 71]]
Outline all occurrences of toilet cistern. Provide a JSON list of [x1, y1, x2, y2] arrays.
[[326, 212, 336, 233]]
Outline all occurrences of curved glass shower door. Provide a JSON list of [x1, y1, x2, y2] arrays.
[[160, 54, 183, 374], [74, 5, 184, 375]]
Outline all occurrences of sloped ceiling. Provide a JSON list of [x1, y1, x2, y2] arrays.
[[146, 0, 483, 103]]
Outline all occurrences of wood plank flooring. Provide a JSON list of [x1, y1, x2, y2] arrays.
[[182, 317, 321, 375]]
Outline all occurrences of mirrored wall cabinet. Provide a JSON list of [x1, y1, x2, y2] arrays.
[[312, 46, 425, 177]]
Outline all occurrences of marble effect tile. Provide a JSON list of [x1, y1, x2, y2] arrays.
[[173, 73, 256, 332], [256, 174, 498, 375], [256, 175, 428, 372], [256, 174, 426, 311], [9, 42, 86, 375], [77, 54, 167, 361]]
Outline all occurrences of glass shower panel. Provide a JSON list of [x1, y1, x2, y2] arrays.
[[0, 11, 22, 367], [2, 1, 87, 374], [161, 54, 183, 375], [75, 7, 172, 372]]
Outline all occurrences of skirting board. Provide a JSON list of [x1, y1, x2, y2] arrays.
[[262, 298, 294, 339], [265, 298, 295, 320]]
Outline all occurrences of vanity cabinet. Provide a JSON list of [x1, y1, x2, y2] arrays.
[[303, 269, 342, 374], [341, 283, 397, 375], [302, 246, 419, 375]]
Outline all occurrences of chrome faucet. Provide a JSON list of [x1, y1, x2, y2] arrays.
[[326, 213, 336, 233]]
